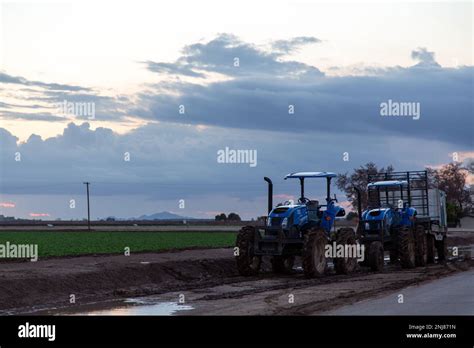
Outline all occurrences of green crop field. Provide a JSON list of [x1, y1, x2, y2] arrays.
[[0, 231, 236, 258]]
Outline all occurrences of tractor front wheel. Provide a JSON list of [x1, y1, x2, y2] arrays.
[[235, 226, 261, 276], [302, 228, 327, 278], [334, 228, 358, 274], [398, 226, 416, 268]]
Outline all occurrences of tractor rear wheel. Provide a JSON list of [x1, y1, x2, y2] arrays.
[[415, 225, 427, 267], [334, 228, 358, 274], [435, 236, 448, 262], [302, 228, 327, 278], [426, 233, 436, 264], [271, 256, 295, 274], [235, 226, 261, 276], [389, 227, 399, 264], [389, 250, 398, 264], [398, 226, 416, 269], [368, 241, 384, 272]]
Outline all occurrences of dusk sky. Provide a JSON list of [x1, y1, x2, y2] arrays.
[[0, 0, 472, 220]]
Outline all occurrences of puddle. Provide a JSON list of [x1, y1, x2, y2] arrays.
[[51, 298, 194, 316]]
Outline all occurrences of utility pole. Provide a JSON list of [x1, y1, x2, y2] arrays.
[[83, 182, 91, 231]]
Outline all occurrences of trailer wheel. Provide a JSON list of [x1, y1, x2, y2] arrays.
[[271, 256, 295, 274], [435, 236, 448, 262], [414, 225, 427, 267], [368, 241, 384, 272], [334, 228, 358, 274], [426, 234, 435, 264], [235, 226, 261, 276], [302, 228, 327, 278], [398, 226, 416, 268]]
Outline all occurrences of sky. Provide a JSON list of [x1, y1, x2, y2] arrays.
[[0, 0, 473, 220]]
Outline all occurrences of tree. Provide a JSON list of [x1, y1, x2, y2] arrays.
[[215, 213, 227, 221], [427, 162, 472, 214], [227, 212, 241, 221], [336, 162, 394, 211]]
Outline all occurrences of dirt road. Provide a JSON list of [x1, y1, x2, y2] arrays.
[[1, 244, 472, 315]]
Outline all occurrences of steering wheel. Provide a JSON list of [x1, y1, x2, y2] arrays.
[[298, 197, 310, 204]]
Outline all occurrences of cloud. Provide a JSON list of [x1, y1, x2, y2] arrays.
[[0, 120, 466, 218], [0, 75, 131, 122], [411, 47, 441, 68], [0, 34, 472, 218], [137, 44, 473, 148], [143, 34, 324, 78], [0, 72, 90, 91], [0, 110, 66, 121], [271, 36, 321, 54], [142, 61, 205, 78]]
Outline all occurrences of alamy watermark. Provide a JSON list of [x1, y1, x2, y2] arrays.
[[0, 241, 38, 262], [217, 147, 257, 167], [18, 322, 55, 341], [380, 99, 420, 120], [55, 100, 95, 119], [325, 242, 365, 262]]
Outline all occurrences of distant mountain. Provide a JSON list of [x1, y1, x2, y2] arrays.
[[135, 211, 195, 220]]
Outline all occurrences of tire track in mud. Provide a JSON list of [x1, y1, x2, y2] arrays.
[[177, 261, 472, 315]]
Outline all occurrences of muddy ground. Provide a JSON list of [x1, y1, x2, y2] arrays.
[[0, 231, 473, 315]]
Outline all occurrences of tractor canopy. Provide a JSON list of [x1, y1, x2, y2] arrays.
[[367, 180, 408, 188], [284, 171, 337, 203], [284, 171, 337, 179]]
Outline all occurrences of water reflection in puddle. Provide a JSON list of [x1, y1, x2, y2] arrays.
[[74, 300, 194, 316]]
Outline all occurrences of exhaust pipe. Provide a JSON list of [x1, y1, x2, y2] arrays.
[[354, 187, 362, 221], [264, 177, 273, 214]]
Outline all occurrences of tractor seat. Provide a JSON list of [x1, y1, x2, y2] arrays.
[[307, 200, 320, 221]]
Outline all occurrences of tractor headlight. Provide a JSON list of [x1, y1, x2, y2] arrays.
[[281, 217, 288, 228], [365, 222, 370, 230], [267, 218, 271, 227]]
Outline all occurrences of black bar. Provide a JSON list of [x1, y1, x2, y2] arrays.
[[0, 316, 472, 346]]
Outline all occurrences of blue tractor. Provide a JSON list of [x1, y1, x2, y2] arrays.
[[235, 172, 356, 278], [354, 171, 431, 271]]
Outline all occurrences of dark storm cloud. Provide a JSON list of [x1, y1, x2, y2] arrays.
[[137, 38, 473, 149]]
